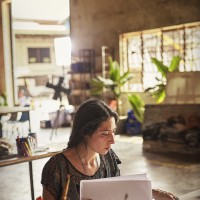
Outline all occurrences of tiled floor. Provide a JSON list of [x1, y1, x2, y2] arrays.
[[0, 108, 200, 200]]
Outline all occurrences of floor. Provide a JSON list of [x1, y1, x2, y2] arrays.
[[0, 107, 200, 200]]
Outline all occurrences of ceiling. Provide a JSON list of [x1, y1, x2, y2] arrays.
[[12, 0, 70, 31]]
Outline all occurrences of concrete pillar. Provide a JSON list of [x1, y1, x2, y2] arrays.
[[0, 0, 6, 93], [0, 0, 14, 106]]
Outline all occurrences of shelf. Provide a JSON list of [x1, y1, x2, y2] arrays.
[[67, 49, 95, 108]]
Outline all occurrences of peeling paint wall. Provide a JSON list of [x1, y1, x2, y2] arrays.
[[70, 0, 200, 67]]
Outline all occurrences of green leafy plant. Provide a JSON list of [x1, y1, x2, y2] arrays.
[[91, 57, 145, 123], [145, 56, 181, 103], [91, 57, 133, 114], [127, 93, 145, 123]]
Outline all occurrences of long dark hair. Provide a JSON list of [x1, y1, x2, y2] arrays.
[[67, 98, 119, 148]]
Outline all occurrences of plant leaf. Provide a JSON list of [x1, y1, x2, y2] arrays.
[[151, 57, 168, 78], [119, 72, 133, 85], [144, 86, 157, 92], [96, 76, 114, 86], [109, 58, 121, 81], [127, 94, 145, 123], [169, 56, 181, 72], [156, 90, 166, 103]]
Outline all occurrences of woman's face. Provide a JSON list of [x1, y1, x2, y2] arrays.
[[87, 117, 117, 155]]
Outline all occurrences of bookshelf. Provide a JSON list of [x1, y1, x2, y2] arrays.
[[68, 49, 95, 109]]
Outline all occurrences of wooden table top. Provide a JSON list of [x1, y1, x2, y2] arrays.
[[0, 142, 67, 167], [0, 106, 31, 114]]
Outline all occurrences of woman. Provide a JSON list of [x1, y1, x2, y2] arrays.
[[41, 99, 121, 200]]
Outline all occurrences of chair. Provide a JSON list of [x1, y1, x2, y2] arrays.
[[152, 189, 179, 200], [36, 196, 43, 200]]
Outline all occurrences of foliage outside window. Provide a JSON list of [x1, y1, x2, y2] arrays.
[[28, 48, 51, 64], [120, 22, 200, 92]]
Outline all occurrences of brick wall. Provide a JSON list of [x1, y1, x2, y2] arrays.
[[144, 104, 200, 125]]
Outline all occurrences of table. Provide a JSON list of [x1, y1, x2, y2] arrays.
[[0, 142, 67, 200], [0, 106, 31, 114]]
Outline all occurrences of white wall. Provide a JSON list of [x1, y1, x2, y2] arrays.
[[14, 35, 63, 77]]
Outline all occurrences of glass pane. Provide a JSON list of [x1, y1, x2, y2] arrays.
[[162, 29, 184, 68], [127, 36, 142, 71], [185, 26, 200, 71]]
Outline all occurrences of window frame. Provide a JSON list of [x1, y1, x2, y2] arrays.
[[28, 47, 51, 64], [120, 22, 200, 92]]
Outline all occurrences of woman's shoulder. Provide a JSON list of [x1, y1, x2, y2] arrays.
[[49, 152, 66, 161], [43, 152, 68, 169]]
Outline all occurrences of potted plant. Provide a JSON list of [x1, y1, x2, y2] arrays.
[[91, 56, 146, 135], [91, 57, 132, 114], [145, 56, 181, 103]]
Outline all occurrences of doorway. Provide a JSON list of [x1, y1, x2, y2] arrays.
[[10, 0, 70, 107]]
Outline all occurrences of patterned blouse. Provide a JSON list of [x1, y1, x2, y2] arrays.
[[41, 149, 121, 200]]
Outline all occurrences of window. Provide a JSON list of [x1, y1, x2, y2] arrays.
[[28, 48, 51, 63], [120, 22, 200, 92]]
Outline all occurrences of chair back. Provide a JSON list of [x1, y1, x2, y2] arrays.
[[153, 189, 179, 200]]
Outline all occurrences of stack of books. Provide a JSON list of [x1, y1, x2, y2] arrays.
[[16, 136, 35, 157]]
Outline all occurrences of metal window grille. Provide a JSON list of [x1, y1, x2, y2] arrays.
[[120, 22, 200, 92]]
